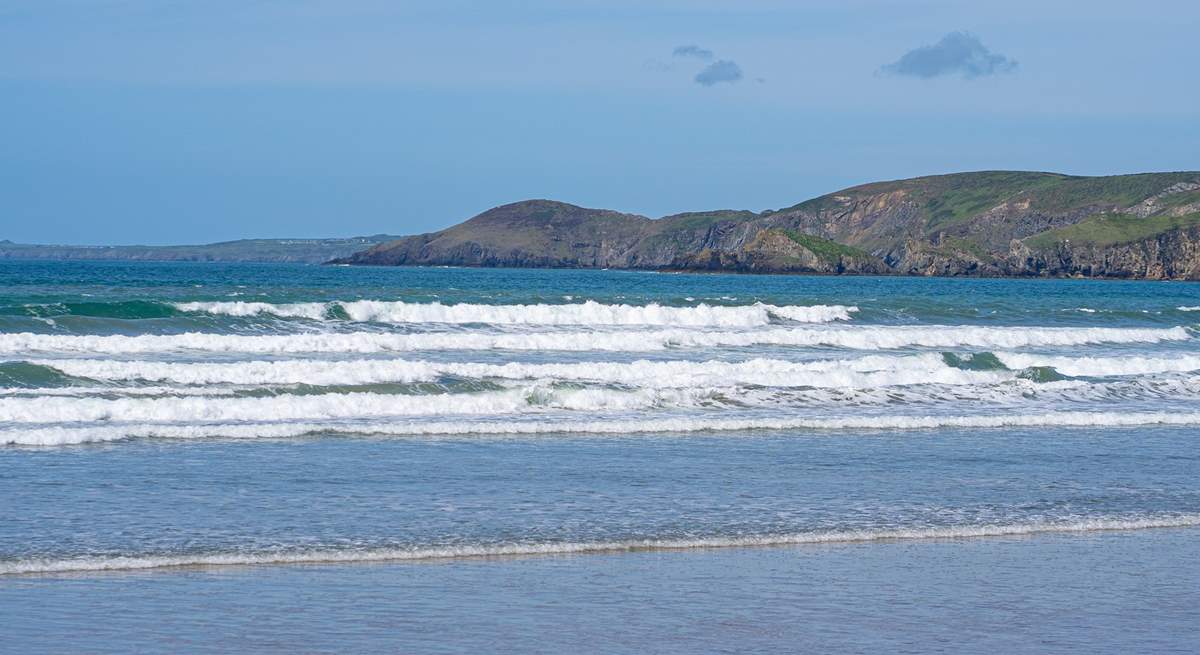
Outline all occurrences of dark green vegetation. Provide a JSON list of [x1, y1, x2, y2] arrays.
[[338, 171, 1200, 279], [0, 236, 401, 264], [780, 230, 870, 263]]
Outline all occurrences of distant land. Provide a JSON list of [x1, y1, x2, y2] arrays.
[[0, 236, 402, 264], [336, 171, 1200, 280], [9, 171, 1200, 279]]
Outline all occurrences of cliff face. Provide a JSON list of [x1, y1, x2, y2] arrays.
[[339, 204, 887, 274], [1009, 223, 1200, 279], [336, 171, 1200, 279]]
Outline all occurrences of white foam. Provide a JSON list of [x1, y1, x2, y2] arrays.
[[0, 325, 1188, 356], [8, 375, 1196, 416], [175, 300, 858, 326], [748, 375, 1192, 409], [173, 301, 328, 320], [997, 352, 1200, 377], [0, 386, 237, 398], [36, 353, 1003, 389], [758, 304, 857, 324], [7, 410, 1200, 446], [1179, 306, 1200, 312], [4, 515, 1196, 575], [0, 386, 714, 425]]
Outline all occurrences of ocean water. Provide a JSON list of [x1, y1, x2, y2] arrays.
[[2, 261, 1199, 652]]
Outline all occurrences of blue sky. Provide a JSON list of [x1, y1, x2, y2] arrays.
[[1, 0, 1197, 244]]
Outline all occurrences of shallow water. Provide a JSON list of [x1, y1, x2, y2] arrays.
[[4, 529, 1197, 654], [1, 262, 1198, 650]]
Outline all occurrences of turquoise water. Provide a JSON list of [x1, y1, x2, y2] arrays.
[[2, 261, 1199, 652]]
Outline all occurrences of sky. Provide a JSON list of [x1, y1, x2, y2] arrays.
[[1, 0, 1198, 244]]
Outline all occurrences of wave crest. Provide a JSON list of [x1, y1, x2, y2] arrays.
[[8, 410, 1200, 446], [35, 353, 1001, 388], [173, 300, 858, 326], [1, 326, 1188, 355], [996, 352, 1200, 377]]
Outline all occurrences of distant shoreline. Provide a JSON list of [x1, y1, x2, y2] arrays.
[[4, 256, 1199, 283], [0, 235, 401, 265]]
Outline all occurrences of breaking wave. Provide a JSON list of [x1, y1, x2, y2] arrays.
[[996, 352, 1200, 377], [33, 353, 1004, 388], [0, 325, 1188, 355], [0, 387, 719, 425], [173, 300, 859, 326], [8, 410, 1200, 446]]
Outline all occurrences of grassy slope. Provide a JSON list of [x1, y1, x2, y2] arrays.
[[1157, 190, 1200, 210], [921, 172, 1066, 231], [656, 210, 756, 230], [778, 171, 1064, 225], [1026, 173, 1198, 212], [778, 171, 1200, 259], [1025, 212, 1200, 249], [783, 170, 1197, 223], [779, 230, 870, 262], [431, 201, 650, 261]]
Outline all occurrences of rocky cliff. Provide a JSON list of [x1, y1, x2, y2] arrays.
[[334, 171, 1200, 279]]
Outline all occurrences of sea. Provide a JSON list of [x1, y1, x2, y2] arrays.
[[1, 260, 1198, 653]]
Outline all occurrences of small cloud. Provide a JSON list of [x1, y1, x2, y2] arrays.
[[880, 31, 1017, 79], [665, 45, 747, 87], [643, 59, 675, 72], [673, 45, 714, 61], [694, 60, 743, 86]]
